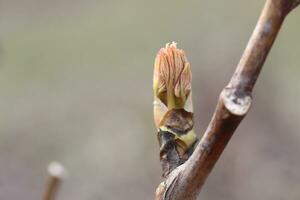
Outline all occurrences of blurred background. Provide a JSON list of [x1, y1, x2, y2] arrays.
[[0, 0, 299, 199]]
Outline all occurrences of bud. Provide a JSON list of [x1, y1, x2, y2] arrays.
[[153, 42, 192, 109], [153, 42, 193, 127]]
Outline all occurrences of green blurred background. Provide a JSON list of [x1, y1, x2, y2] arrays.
[[0, 0, 300, 199]]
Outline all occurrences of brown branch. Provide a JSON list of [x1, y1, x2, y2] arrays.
[[43, 162, 66, 200], [155, 0, 299, 199]]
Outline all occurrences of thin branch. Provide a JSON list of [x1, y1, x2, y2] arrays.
[[43, 162, 66, 200], [155, 0, 299, 199]]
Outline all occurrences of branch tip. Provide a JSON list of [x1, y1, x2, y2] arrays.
[[48, 161, 66, 179]]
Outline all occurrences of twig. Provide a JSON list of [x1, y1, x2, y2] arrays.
[[154, 0, 300, 199], [43, 162, 66, 200]]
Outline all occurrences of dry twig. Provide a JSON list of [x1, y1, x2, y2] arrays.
[[43, 162, 66, 200]]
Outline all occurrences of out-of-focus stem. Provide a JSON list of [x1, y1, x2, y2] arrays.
[[43, 162, 66, 200]]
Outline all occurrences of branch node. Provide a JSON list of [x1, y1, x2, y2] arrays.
[[221, 88, 252, 116]]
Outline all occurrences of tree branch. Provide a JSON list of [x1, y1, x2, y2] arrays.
[[155, 0, 299, 199]]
